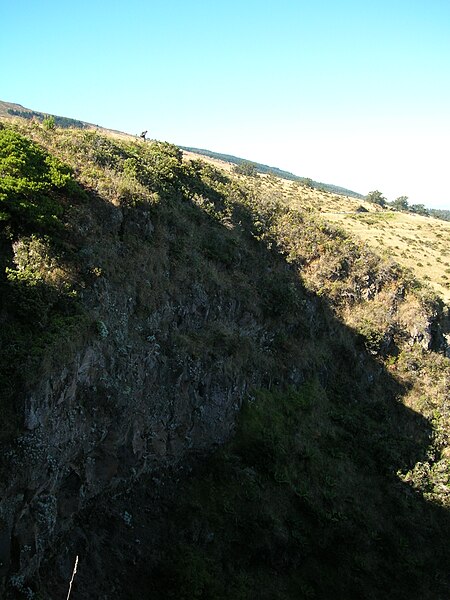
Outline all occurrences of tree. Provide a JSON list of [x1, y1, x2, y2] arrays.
[[43, 115, 56, 130], [409, 203, 429, 216], [232, 161, 258, 177], [366, 190, 386, 207], [391, 196, 409, 211]]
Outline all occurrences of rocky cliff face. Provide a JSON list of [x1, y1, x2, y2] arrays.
[[2, 321, 247, 586], [0, 151, 317, 594]]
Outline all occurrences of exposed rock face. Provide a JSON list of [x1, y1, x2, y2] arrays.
[[0, 192, 299, 593], [2, 336, 244, 584]]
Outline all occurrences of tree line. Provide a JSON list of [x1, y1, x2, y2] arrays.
[[365, 190, 450, 221]]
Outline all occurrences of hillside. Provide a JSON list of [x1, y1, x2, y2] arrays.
[[181, 151, 450, 305], [0, 100, 93, 130], [0, 99, 129, 137], [0, 118, 449, 599], [324, 208, 450, 303], [0, 100, 365, 198]]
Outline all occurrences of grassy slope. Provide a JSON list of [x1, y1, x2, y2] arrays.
[[0, 99, 128, 136], [185, 152, 450, 305], [1, 118, 449, 599], [324, 209, 450, 303], [4, 100, 447, 301]]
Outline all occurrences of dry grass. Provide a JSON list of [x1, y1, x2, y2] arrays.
[[182, 149, 235, 173], [323, 210, 450, 303], [184, 150, 450, 305]]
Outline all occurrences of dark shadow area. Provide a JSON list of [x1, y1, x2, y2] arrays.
[[36, 167, 450, 600]]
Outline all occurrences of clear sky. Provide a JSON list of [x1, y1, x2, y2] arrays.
[[2, 0, 450, 209]]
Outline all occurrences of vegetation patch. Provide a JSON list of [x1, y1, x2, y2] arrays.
[[0, 128, 87, 437]]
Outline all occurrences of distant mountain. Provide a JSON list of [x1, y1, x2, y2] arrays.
[[0, 99, 93, 130], [0, 99, 124, 135], [180, 146, 365, 199]]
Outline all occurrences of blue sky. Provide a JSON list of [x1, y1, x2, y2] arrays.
[[3, 0, 450, 208]]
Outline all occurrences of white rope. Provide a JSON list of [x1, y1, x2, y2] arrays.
[[66, 555, 78, 600]]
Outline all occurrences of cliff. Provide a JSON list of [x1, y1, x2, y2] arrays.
[[0, 121, 449, 599]]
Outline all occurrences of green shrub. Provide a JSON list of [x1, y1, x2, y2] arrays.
[[232, 161, 258, 177], [0, 129, 73, 232], [43, 115, 56, 130], [357, 318, 386, 354], [0, 129, 86, 437]]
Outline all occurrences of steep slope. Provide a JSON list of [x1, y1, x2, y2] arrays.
[[0, 120, 449, 599], [188, 157, 450, 304]]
